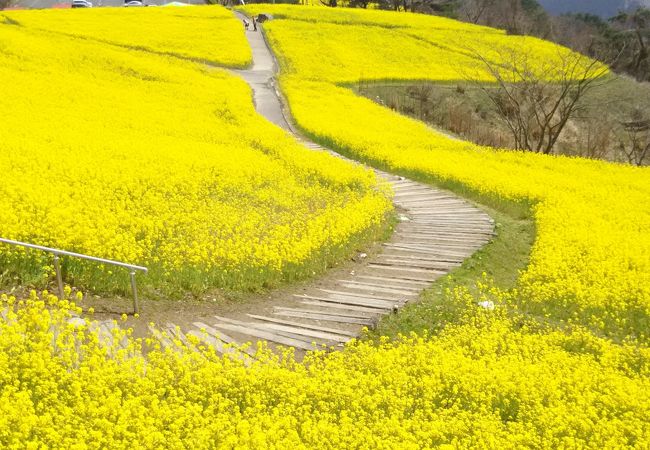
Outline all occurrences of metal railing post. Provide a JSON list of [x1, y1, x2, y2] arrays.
[[0, 237, 147, 315], [130, 271, 139, 315], [53, 254, 64, 299]]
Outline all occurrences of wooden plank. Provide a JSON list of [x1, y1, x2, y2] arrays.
[[383, 246, 472, 257], [355, 270, 438, 283], [399, 205, 480, 212], [398, 196, 466, 202], [393, 185, 443, 193], [406, 224, 494, 233], [392, 186, 432, 193], [391, 185, 425, 191], [257, 323, 349, 344], [318, 289, 408, 303], [395, 197, 459, 205], [273, 309, 374, 326], [406, 218, 493, 226], [407, 205, 486, 212], [211, 322, 317, 351], [353, 275, 430, 287], [383, 243, 478, 254], [405, 222, 490, 228], [385, 243, 478, 256], [246, 314, 357, 337], [397, 200, 466, 207], [423, 211, 491, 217], [402, 204, 479, 210], [384, 243, 472, 253], [397, 225, 492, 234], [213, 316, 253, 326], [387, 239, 473, 248], [393, 187, 448, 194], [390, 179, 423, 186], [95, 321, 127, 350], [148, 324, 175, 350], [368, 263, 446, 275], [192, 321, 261, 357], [387, 243, 483, 253], [300, 299, 387, 315], [187, 330, 229, 354], [392, 233, 487, 244], [193, 321, 238, 345], [164, 323, 195, 349], [407, 212, 488, 219], [337, 280, 420, 295], [408, 217, 492, 224], [378, 253, 466, 264], [405, 225, 494, 234], [390, 225, 486, 236], [407, 222, 492, 228], [400, 197, 473, 202], [380, 255, 467, 266], [186, 330, 254, 364], [407, 211, 491, 218], [339, 278, 422, 292], [372, 259, 459, 270], [406, 213, 485, 219], [402, 201, 469, 208], [297, 294, 394, 310], [275, 306, 373, 320]]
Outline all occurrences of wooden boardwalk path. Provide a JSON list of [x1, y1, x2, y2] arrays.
[[144, 15, 495, 356]]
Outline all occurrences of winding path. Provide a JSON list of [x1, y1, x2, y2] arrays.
[[155, 15, 495, 355]]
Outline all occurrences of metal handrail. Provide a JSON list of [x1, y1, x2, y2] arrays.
[[0, 237, 147, 314]]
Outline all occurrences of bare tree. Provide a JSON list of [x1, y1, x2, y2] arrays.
[[619, 109, 650, 166], [610, 9, 650, 82], [463, 49, 610, 155]]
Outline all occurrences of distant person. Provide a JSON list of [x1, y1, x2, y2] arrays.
[[243, 19, 249, 30], [253, 18, 257, 31]]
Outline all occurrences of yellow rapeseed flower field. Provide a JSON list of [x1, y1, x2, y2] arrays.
[[1, 6, 650, 447], [249, 4, 587, 83], [0, 9, 391, 293], [7, 6, 252, 67], [1, 291, 649, 448]]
